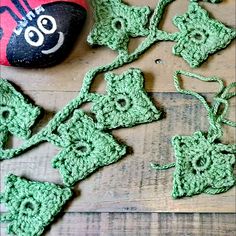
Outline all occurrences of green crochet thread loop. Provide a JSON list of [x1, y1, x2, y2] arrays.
[[152, 70, 236, 199], [0, 174, 72, 236], [214, 82, 236, 128], [173, 70, 225, 140], [191, 0, 222, 3], [150, 162, 175, 170]]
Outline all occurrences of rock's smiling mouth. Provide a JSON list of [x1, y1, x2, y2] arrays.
[[41, 32, 64, 55]]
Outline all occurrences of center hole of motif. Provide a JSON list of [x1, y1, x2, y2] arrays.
[[192, 154, 211, 172], [2, 110, 10, 119], [115, 95, 131, 112], [77, 145, 87, 153], [114, 20, 122, 30], [24, 201, 34, 210], [190, 30, 206, 44], [193, 33, 202, 41], [74, 141, 91, 156], [112, 18, 126, 32], [196, 156, 206, 167], [117, 98, 126, 107], [20, 198, 39, 216]]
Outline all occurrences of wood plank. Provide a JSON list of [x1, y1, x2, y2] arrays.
[[1, 213, 235, 236], [0, 0, 235, 93], [0, 92, 235, 213], [46, 213, 236, 236]]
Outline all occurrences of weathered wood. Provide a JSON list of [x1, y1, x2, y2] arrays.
[[0, 92, 235, 213], [46, 213, 236, 236], [0, 0, 235, 234], [0, 0, 235, 93], [1, 213, 235, 236]]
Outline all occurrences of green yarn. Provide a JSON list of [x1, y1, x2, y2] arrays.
[[91, 69, 161, 129], [52, 110, 127, 186], [87, 0, 151, 53], [0, 0, 235, 161], [88, 0, 235, 67], [0, 174, 72, 236], [172, 131, 235, 199], [0, 79, 40, 148], [152, 70, 236, 198], [0, 0, 235, 234], [172, 2, 236, 68]]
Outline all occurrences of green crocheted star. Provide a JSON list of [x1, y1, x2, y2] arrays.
[[172, 131, 236, 199], [87, 0, 151, 52], [0, 174, 72, 236], [52, 110, 127, 186], [173, 2, 236, 68], [0, 79, 40, 147], [92, 69, 161, 130]]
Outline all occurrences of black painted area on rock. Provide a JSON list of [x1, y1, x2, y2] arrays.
[[7, 2, 87, 68]]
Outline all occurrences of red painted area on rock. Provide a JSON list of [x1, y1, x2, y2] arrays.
[[0, 0, 87, 67]]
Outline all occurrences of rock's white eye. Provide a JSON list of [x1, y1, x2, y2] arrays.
[[24, 26, 44, 47], [37, 15, 57, 34]]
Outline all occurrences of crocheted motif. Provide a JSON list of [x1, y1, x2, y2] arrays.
[[0, 174, 72, 236], [52, 110, 126, 186], [88, 0, 235, 67], [0, 1, 235, 234], [87, 0, 151, 52], [173, 2, 236, 68], [0, 79, 40, 147], [152, 70, 236, 198], [172, 131, 235, 199], [92, 69, 161, 129]]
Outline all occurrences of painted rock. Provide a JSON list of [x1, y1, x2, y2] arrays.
[[0, 0, 87, 67]]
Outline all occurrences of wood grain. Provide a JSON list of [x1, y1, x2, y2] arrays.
[[45, 213, 236, 236], [0, 92, 235, 213], [0, 0, 235, 235], [0, 0, 235, 93], [1, 213, 235, 236]]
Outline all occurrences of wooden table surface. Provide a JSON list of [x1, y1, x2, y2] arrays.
[[0, 0, 235, 235]]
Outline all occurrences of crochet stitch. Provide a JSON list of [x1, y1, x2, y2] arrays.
[[172, 2, 236, 68], [0, 79, 40, 148], [87, 0, 151, 53], [92, 69, 161, 129], [152, 71, 236, 198], [172, 131, 235, 198], [52, 110, 127, 186], [0, 174, 72, 236], [88, 0, 235, 67], [0, 0, 235, 235]]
